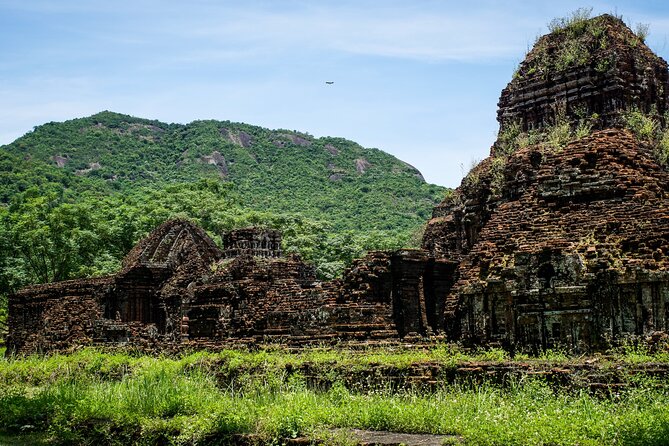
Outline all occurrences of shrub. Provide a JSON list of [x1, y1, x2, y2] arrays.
[[574, 117, 594, 139], [634, 23, 650, 43], [554, 39, 589, 71], [489, 157, 507, 198], [624, 110, 659, 141], [547, 7, 593, 34], [657, 129, 669, 166], [545, 107, 573, 150], [496, 121, 523, 157], [460, 159, 481, 192], [621, 109, 669, 168]]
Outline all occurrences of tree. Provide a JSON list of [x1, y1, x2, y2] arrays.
[[6, 188, 101, 284]]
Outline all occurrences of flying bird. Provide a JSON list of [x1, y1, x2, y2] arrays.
[[325, 81, 334, 85]]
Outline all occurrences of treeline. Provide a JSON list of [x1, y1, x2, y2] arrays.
[[0, 179, 417, 293]]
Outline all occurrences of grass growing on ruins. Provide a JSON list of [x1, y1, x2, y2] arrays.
[[2, 346, 669, 445]]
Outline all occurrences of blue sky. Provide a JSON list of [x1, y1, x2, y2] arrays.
[[2, 1, 669, 187]]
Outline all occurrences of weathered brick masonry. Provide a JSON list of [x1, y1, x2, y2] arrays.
[[7, 15, 669, 353], [7, 221, 456, 353], [497, 14, 669, 134], [423, 15, 669, 351], [424, 129, 669, 350]]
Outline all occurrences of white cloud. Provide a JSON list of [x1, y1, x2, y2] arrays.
[[160, 4, 534, 62]]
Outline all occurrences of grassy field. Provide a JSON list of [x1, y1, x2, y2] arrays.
[[2, 345, 669, 445]]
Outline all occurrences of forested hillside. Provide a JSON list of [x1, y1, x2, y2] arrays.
[[0, 111, 447, 329]]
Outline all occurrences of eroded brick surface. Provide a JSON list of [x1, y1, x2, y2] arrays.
[[423, 16, 669, 351], [8, 221, 454, 353], [8, 15, 669, 354], [498, 14, 668, 134], [424, 130, 669, 350]]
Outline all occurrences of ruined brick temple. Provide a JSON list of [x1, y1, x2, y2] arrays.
[[7, 15, 669, 353], [7, 221, 457, 353]]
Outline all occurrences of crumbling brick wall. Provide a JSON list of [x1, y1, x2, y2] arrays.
[[7, 222, 457, 354], [432, 127, 669, 351], [7, 277, 111, 354]]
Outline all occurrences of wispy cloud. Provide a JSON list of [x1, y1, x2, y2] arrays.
[[154, 3, 535, 62], [0, 1, 537, 63], [6, 0, 668, 66]]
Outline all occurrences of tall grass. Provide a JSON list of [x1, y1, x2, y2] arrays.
[[2, 347, 669, 444]]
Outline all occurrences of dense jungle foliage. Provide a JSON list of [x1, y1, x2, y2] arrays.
[[0, 111, 447, 331]]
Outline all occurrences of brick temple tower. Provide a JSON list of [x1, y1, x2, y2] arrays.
[[222, 228, 283, 258]]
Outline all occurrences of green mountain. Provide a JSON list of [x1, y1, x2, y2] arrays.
[[1, 111, 444, 230], [0, 111, 447, 307]]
